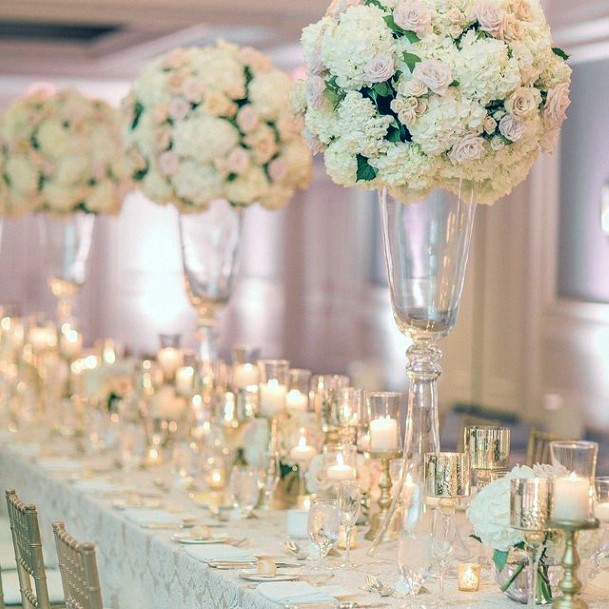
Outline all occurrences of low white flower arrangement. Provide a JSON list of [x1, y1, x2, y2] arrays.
[[123, 41, 313, 212], [295, 0, 571, 204], [0, 87, 130, 215]]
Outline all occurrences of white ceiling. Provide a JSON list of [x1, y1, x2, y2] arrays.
[[0, 0, 607, 104]]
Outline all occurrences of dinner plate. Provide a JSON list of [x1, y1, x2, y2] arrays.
[[171, 533, 230, 544], [239, 570, 299, 582]]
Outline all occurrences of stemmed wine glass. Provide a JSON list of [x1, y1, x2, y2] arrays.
[[430, 507, 457, 604], [338, 481, 362, 568], [308, 498, 340, 570], [228, 466, 260, 519]]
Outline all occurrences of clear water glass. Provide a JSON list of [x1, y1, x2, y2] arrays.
[[229, 467, 260, 519], [550, 441, 598, 478], [308, 498, 340, 568], [338, 481, 362, 568], [397, 529, 432, 608]]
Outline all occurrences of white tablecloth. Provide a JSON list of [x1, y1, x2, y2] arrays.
[[0, 436, 607, 609]]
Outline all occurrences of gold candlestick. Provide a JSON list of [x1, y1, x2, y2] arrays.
[[550, 519, 599, 609], [365, 450, 402, 541]]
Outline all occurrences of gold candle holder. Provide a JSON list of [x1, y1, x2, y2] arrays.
[[550, 519, 599, 609], [457, 563, 481, 592], [365, 449, 402, 541], [464, 425, 510, 487]]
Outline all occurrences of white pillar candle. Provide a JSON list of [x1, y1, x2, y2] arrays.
[[290, 436, 316, 462], [233, 363, 259, 389], [175, 366, 195, 396], [369, 416, 399, 451], [327, 454, 355, 481], [286, 389, 308, 412], [552, 473, 591, 521], [59, 329, 83, 359], [259, 380, 287, 417], [157, 347, 183, 375], [594, 502, 609, 523]]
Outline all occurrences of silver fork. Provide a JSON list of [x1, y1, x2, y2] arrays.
[[284, 539, 308, 560], [363, 574, 395, 598]]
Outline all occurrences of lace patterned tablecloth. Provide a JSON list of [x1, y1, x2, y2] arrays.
[[0, 438, 607, 609]]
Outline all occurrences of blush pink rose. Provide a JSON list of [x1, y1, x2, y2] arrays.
[[326, 0, 363, 17], [159, 151, 179, 176], [236, 106, 260, 133], [473, 0, 506, 38], [393, 1, 432, 36], [268, 158, 289, 182], [412, 59, 452, 96], [448, 134, 486, 164], [499, 114, 525, 142], [181, 78, 206, 103], [153, 102, 169, 124], [544, 82, 570, 124], [168, 98, 190, 121], [306, 75, 326, 110], [226, 148, 251, 175], [238, 47, 273, 71], [365, 55, 395, 84]]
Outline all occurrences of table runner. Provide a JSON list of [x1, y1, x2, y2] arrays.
[[0, 438, 606, 609]]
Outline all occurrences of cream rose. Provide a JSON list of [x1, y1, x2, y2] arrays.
[[393, 1, 432, 36], [448, 134, 486, 164], [168, 98, 190, 121], [483, 115, 497, 134], [499, 113, 525, 141], [473, 0, 506, 38], [306, 75, 326, 110], [268, 157, 289, 182], [412, 60, 453, 96], [236, 106, 260, 133], [506, 87, 541, 118], [400, 78, 428, 97], [364, 55, 395, 84], [226, 148, 251, 175], [544, 82, 570, 124], [159, 151, 179, 176]]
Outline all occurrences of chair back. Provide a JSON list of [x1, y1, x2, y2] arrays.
[[5, 489, 50, 609], [526, 429, 566, 466], [52, 522, 103, 609]]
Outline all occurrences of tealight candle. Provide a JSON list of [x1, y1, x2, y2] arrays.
[[290, 436, 316, 463], [369, 415, 399, 452], [207, 469, 226, 490], [286, 389, 308, 412], [157, 347, 183, 376], [552, 473, 591, 521], [259, 379, 287, 418], [457, 563, 481, 592], [327, 454, 355, 481], [233, 362, 259, 389], [175, 366, 195, 396]]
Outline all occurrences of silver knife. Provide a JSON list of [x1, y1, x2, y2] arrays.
[[282, 603, 390, 609], [140, 522, 226, 530]]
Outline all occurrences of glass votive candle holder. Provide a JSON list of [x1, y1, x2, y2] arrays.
[[464, 425, 510, 471], [550, 440, 599, 479], [286, 369, 311, 414], [58, 324, 83, 360], [157, 334, 184, 380], [551, 472, 593, 522], [366, 391, 403, 455], [159, 333, 181, 349], [175, 365, 195, 397], [95, 338, 120, 365], [424, 452, 470, 503], [510, 478, 553, 531], [457, 563, 481, 592], [232, 345, 261, 390], [258, 359, 289, 418], [594, 477, 609, 523], [309, 374, 350, 429], [337, 387, 363, 428]]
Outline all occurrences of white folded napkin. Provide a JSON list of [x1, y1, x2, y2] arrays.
[[184, 544, 256, 563], [37, 458, 83, 471], [1, 569, 64, 605], [72, 479, 121, 494], [256, 581, 337, 605], [123, 509, 189, 526]]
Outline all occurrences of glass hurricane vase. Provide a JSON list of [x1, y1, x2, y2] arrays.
[[40, 212, 96, 324], [178, 199, 243, 373], [369, 184, 476, 553]]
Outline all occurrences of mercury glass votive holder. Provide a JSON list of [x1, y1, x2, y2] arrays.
[[510, 478, 553, 531], [310, 374, 350, 439], [424, 452, 470, 503], [550, 440, 599, 479], [457, 563, 481, 592], [464, 425, 510, 470]]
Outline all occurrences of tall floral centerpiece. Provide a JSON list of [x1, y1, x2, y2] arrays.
[[296, 0, 571, 547], [0, 87, 130, 323], [123, 41, 312, 367]]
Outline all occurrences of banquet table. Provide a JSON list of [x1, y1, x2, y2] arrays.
[[0, 433, 607, 609]]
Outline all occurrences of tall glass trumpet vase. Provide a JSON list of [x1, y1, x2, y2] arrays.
[[178, 200, 243, 388], [370, 185, 476, 552], [40, 213, 96, 324]]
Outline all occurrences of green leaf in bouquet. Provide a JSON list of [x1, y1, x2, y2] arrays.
[[403, 30, 420, 44], [356, 154, 378, 182], [402, 52, 421, 73], [552, 47, 570, 61], [131, 100, 144, 130], [385, 126, 402, 143], [365, 0, 385, 8], [493, 549, 509, 572], [373, 81, 393, 97], [325, 76, 346, 108]]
